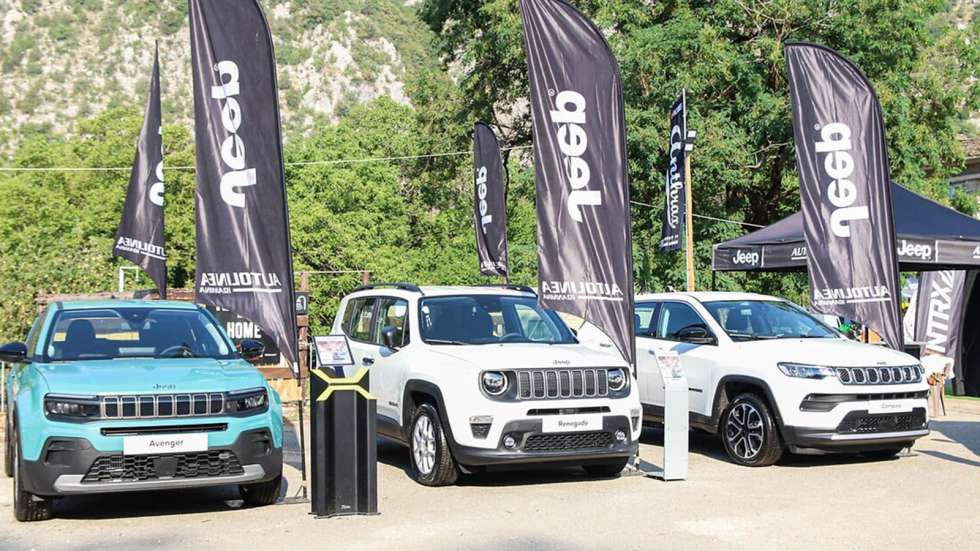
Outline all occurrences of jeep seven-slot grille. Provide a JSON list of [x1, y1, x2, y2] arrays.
[[517, 369, 609, 400], [101, 393, 224, 419], [835, 409, 927, 434], [835, 366, 922, 386], [524, 431, 613, 451], [81, 451, 244, 483]]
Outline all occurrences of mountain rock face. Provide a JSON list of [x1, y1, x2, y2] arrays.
[[0, 0, 434, 147]]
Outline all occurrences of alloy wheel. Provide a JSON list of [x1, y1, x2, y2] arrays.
[[412, 414, 437, 475], [725, 403, 764, 459]]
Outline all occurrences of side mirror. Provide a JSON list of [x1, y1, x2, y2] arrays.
[[677, 326, 716, 346], [239, 339, 266, 362], [0, 342, 28, 363], [381, 326, 401, 351]]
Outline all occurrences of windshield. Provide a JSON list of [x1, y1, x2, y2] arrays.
[[44, 307, 235, 361], [702, 300, 839, 341], [418, 295, 577, 345]]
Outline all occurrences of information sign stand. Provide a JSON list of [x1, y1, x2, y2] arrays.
[[309, 335, 378, 518], [652, 351, 688, 481]]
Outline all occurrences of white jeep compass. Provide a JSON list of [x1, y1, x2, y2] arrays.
[[331, 284, 642, 485], [581, 292, 929, 466]]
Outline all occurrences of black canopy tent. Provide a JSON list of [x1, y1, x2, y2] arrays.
[[711, 183, 980, 396], [713, 184, 980, 272]]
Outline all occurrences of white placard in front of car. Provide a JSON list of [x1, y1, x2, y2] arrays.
[[542, 415, 602, 433], [867, 400, 916, 415], [124, 433, 208, 456]]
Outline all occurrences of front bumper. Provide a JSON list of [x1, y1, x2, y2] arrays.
[[22, 429, 282, 496], [783, 407, 929, 453], [451, 414, 637, 467]]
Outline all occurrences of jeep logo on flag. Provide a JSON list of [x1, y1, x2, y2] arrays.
[[211, 61, 257, 208], [550, 90, 600, 222], [815, 122, 869, 238]]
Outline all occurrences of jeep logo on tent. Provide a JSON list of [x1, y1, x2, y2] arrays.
[[897, 239, 934, 261], [731, 250, 760, 266]]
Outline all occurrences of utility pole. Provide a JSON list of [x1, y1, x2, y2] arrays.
[[683, 102, 697, 292]]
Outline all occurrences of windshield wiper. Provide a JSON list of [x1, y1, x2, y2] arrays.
[[727, 332, 763, 341], [424, 339, 469, 345]]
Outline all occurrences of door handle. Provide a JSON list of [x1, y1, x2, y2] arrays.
[[362, 357, 375, 366]]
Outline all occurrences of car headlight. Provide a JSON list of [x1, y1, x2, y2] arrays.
[[777, 362, 837, 380], [607, 368, 628, 391], [44, 394, 101, 420], [481, 371, 508, 396], [225, 388, 269, 415]]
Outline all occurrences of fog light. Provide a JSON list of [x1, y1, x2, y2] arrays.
[[614, 430, 627, 442], [503, 434, 518, 449]]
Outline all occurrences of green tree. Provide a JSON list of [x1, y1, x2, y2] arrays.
[[419, 0, 980, 296]]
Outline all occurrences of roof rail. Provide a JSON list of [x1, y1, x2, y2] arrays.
[[474, 284, 537, 295], [352, 282, 423, 294]]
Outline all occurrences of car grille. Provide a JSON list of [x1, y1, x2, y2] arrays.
[[835, 366, 922, 386], [101, 393, 225, 419], [81, 451, 244, 483], [517, 369, 609, 400], [836, 409, 928, 434], [524, 431, 613, 451]]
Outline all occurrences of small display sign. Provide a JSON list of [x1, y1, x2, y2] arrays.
[[313, 335, 355, 368], [295, 291, 310, 315], [656, 350, 684, 381]]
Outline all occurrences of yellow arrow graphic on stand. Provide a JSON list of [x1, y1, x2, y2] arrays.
[[311, 367, 375, 401]]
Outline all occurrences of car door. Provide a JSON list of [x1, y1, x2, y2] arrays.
[[343, 297, 384, 399], [634, 302, 666, 409], [371, 297, 410, 423], [644, 300, 722, 417]]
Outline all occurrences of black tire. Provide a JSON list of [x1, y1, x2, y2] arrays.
[[582, 457, 630, 478], [720, 393, 784, 467], [861, 445, 909, 461], [407, 403, 458, 486], [239, 474, 282, 507], [12, 426, 52, 522]]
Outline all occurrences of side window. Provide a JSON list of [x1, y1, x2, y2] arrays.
[[24, 313, 44, 359], [657, 302, 709, 341], [635, 302, 658, 337], [374, 298, 410, 347], [347, 298, 377, 342], [341, 298, 357, 334]]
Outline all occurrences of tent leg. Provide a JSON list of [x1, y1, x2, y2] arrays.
[[711, 271, 716, 292]]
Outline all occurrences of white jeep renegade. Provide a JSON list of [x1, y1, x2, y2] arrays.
[[580, 292, 929, 466], [331, 284, 641, 485]]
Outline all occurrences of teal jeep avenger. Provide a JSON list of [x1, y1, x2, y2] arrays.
[[1, 300, 283, 521]]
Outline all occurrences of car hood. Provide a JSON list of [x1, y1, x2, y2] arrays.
[[35, 358, 266, 395], [428, 342, 629, 370], [732, 338, 918, 367]]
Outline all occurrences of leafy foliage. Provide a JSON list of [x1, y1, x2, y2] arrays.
[[420, 0, 979, 297]]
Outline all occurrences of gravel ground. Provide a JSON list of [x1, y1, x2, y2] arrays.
[[2, 399, 978, 551]]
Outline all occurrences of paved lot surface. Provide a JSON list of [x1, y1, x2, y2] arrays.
[[2, 399, 978, 550]]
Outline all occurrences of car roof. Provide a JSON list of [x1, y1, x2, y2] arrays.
[[635, 291, 785, 303], [347, 285, 535, 299], [56, 299, 201, 311]]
